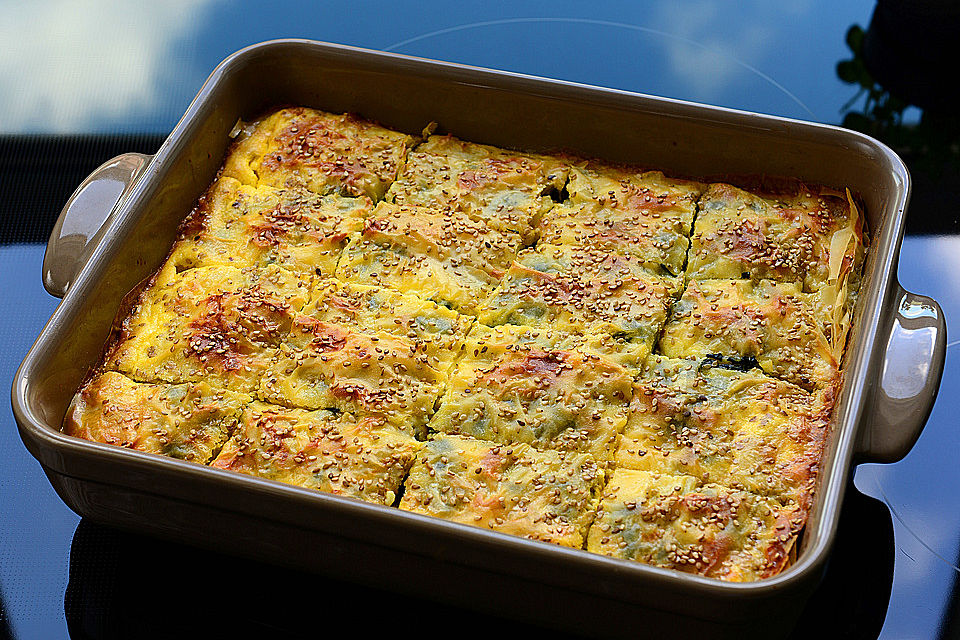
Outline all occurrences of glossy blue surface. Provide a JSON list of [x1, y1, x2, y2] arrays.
[[1, 0, 882, 134], [1, 245, 75, 639], [856, 237, 960, 640], [0, 2, 955, 638]]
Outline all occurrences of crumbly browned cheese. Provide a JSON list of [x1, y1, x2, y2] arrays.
[[64, 106, 866, 582]]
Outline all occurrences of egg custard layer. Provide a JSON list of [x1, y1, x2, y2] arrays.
[[66, 107, 866, 581]]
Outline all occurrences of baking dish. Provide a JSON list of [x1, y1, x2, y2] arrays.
[[11, 39, 945, 638]]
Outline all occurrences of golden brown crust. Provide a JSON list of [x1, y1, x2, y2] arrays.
[[586, 469, 806, 581], [542, 164, 703, 276], [223, 107, 415, 200], [399, 435, 604, 548], [615, 357, 829, 511], [66, 371, 248, 463], [211, 401, 420, 505], [104, 263, 308, 393], [260, 316, 449, 437], [659, 279, 839, 391], [336, 202, 522, 314], [688, 182, 865, 295], [479, 244, 680, 354], [63, 106, 867, 583], [167, 177, 373, 281], [387, 134, 568, 242], [429, 324, 632, 464]]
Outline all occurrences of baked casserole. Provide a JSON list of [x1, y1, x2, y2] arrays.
[[64, 105, 866, 582]]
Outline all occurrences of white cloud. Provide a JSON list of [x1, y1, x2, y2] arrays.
[[651, 0, 809, 100], [0, 0, 220, 132]]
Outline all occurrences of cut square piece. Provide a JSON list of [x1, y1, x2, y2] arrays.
[[168, 177, 373, 281], [302, 280, 472, 374], [64, 371, 248, 464], [222, 107, 415, 200], [336, 202, 523, 315], [106, 263, 310, 393], [399, 435, 604, 548], [659, 279, 839, 391], [615, 357, 830, 509], [687, 183, 865, 295], [541, 165, 703, 276], [479, 244, 680, 350], [260, 317, 447, 437], [386, 134, 568, 241], [211, 401, 421, 505], [586, 469, 805, 581], [429, 324, 633, 463]]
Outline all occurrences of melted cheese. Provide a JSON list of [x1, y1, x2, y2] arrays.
[[65, 372, 248, 463], [429, 324, 632, 463], [336, 202, 522, 314], [400, 435, 604, 548], [386, 134, 567, 242], [586, 469, 804, 581], [660, 279, 838, 391], [223, 107, 414, 200], [211, 401, 420, 505]]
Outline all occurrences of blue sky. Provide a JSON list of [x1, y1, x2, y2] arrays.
[[0, 0, 880, 133]]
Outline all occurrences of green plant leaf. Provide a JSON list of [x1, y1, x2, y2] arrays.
[[837, 60, 859, 83], [846, 25, 865, 53]]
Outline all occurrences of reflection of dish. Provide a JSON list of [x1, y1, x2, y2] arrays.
[[385, 17, 815, 120]]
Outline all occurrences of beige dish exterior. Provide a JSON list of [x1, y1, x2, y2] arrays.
[[12, 40, 946, 639]]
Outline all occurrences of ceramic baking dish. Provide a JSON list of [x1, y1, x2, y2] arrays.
[[12, 39, 946, 638]]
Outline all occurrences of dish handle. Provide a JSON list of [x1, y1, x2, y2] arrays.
[[42, 152, 152, 298], [855, 282, 947, 463]]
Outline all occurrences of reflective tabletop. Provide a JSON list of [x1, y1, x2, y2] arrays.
[[2, 2, 958, 638]]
